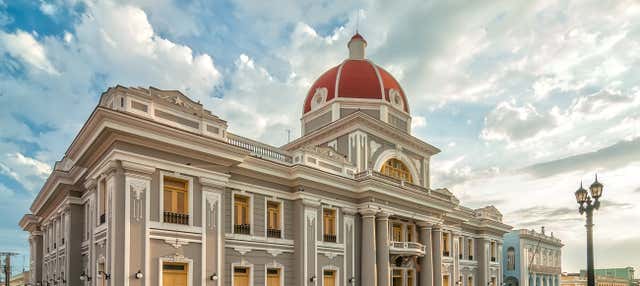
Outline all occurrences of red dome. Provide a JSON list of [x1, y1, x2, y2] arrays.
[[303, 59, 409, 114]]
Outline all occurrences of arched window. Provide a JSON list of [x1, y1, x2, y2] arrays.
[[507, 247, 516, 270], [380, 158, 413, 183]]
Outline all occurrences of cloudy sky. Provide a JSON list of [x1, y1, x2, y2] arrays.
[[0, 0, 639, 276]]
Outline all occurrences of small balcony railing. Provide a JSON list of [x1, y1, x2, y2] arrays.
[[491, 257, 497, 262], [443, 250, 450, 256], [267, 228, 281, 238], [323, 234, 337, 243], [164, 211, 189, 225], [389, 241, 426, 256], [234, 224, 251, 235]]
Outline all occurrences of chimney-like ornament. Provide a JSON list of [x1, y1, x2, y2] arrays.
[[348, 33, 367, 60]]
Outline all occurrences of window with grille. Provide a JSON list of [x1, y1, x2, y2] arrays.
[[323, 208, 337, 242], [234, 195, 251, 234], [163, 177, 189, 225], [267, 201, 281, 238], [380, 158, 413, 183]]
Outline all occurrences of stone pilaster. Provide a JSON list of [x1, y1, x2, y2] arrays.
[[360, 208, 378, 286], [418, 222, 433, 286], [201, 177, 227, 286], [121, 160, 154, 286], [375, 212, 390, 286], [478, 238, 489, 286], [433, 226, 443, 286]]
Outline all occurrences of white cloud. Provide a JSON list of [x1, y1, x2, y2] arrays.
[[39, 1, 57, 16], [0, 153, 51, 191], [0, 30, 59, 74], [411, 116, 427, 131], [480, 100, 558, 143]]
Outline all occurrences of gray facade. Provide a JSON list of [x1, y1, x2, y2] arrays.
[[20, 34, 512, 286]]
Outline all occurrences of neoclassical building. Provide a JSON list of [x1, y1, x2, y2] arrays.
[[503, 228, 563, 286], [20, 34, 512, 286]]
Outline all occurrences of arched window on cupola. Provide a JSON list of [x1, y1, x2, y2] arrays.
[[380, 158, 413, 183]]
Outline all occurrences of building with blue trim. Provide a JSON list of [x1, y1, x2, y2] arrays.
[[503, 228, 563, 286]]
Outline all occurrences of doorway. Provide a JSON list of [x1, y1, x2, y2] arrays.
[[162, 262, 188, 286]]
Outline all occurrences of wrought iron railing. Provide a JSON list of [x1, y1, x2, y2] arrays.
[[234, 224, 251, 235], [267, 228, 282, 238], [323, 234, 337, 243], [164, 211, 189, 225]]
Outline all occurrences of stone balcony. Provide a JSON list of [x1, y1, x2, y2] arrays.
[[389, 241, 426, 256]]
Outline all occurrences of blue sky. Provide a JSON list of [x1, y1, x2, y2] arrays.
[[1, 0, 639, 276]]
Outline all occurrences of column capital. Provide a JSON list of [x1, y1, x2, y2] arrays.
[[416, 221, 434, 229], [358, 207, 378, 217], [376, 211, 390, 220]]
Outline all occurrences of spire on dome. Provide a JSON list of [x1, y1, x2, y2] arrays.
[[348, 33, 367, 60]]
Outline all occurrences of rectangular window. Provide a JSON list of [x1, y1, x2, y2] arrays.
[[491, 277, 497, 286], [443, 233, 450, 256], [443, 275, 450, 286], [490, 241, 497, 261], [468, 238, 474, 260], [392, 269, 403, 286], [99, 179, 106, 225], [407, 225, 414, 242], [267, 268, 281, 286], [323, 270, 336, 286], [468, 276, 473, 286], [459, 238, 464, 259], [323, 208, 337, 242], [163, 262, 188, 286], [266, 201, 281, 238], [392, 223, 402, 242], [233, 267, 250, 286], [163, 177, 189, 225], [234, 195, 251, 234]]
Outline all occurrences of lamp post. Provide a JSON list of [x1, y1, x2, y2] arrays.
[[574, 175, 604, 286]]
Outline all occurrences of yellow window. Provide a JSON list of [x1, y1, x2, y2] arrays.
[[392, 269, 403, 286], [267, 201, 280, 230], [380, 158, 413, 183], [234, 195, 250, 225], [267, 268, 280, 286], [444, 275, 450, 286], [392, 224, 402, 241], [407, 225, 414, 242], [468, 276, 473, 286], [324, 270, 336, 286], [163, 262, 188, 286], [163, 177, 188, 214], [233, 267, 250, 286], [323, 209, 336, 242]]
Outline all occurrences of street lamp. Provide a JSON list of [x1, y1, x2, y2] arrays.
[[574, 174, 603, 286]]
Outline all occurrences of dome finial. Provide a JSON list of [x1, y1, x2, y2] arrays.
[[348, 32, 367, 60]]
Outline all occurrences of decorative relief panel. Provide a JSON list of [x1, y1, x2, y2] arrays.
[[128, 179, 147, 221]]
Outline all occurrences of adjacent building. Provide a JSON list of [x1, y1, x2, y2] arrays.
[[503, 228, 563, 286], [19, 33, 512, 286], [579, 268, 636, 286], [561, 272, 629, 286]]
